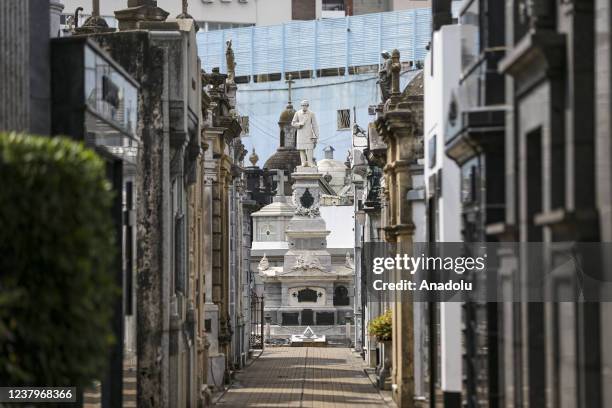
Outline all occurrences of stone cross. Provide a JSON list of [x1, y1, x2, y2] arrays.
[[273, 170, 289, 196], [285, 74, 295, 105]]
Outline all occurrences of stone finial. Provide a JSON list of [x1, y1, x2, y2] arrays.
[[249, 148, 259, 166], [391, 49, 401, 96], [324, 173, 333, 183]]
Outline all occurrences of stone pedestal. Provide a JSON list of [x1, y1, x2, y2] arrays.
[[284, 166, 332, 273]]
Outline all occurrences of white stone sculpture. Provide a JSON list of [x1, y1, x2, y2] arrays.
[[292, 255, 307, 270], [291, 100, 319, 167], [345, 252, 354, 269], [308, 257, 324, 271], [258, 254, 270, 271], [291, 254, 325, 272]]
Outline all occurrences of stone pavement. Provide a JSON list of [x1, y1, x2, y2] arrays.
[[215, 347, 388, 408]]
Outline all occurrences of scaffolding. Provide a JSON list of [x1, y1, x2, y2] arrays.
[[197, 9, 432, 82]]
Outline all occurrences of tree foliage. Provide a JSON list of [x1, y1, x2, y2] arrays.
[[0, 132, 118, 387]]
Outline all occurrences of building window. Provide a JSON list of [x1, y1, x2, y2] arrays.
[[282, 312, 299, 326], [323, 0, 345, 11], [297, 288, 319, 303], [197, 21, 255, 31], [292, 0, 316, 20], [337, 109, 350, 130], [316, 312, 335, 325], [333, 286, 350, 306]]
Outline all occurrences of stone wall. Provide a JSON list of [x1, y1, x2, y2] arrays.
[[0, 0, 50, 135]]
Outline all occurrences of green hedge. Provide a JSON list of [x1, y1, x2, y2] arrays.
[[0, 132, 118, 387]]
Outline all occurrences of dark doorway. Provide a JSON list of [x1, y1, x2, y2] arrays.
[[302, 309, 314, 326]]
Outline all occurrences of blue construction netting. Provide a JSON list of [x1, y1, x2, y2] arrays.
[[196, 8, 432, 79]]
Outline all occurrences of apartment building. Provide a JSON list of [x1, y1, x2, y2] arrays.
[[60, 0, 432, 30]]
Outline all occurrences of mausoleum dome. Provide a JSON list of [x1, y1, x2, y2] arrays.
[[264, 148, 301, 175], [317, 146, 348, 193]]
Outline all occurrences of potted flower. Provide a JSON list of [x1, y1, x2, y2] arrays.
[[368, 309, 393, 389], [368, 309, 392, 341]]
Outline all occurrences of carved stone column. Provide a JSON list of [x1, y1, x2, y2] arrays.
[[376, 52, 424, 407], [217, 159, 233, 370], [202, 127, 225, 390]]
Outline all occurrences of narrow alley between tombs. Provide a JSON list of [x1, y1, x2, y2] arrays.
[[4, 1, 612, 407], [215, 347, 387, 408]]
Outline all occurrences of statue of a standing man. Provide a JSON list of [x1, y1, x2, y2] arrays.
[[292, 100, 319, 167]]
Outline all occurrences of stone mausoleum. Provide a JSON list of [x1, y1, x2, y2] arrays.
[[251, 148, 355, 343]]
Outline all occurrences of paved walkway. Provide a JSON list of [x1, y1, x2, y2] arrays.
[[215, 347, 388, 408]]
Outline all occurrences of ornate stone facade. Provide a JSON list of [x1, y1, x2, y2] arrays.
[[374, 50, 425, 407]]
